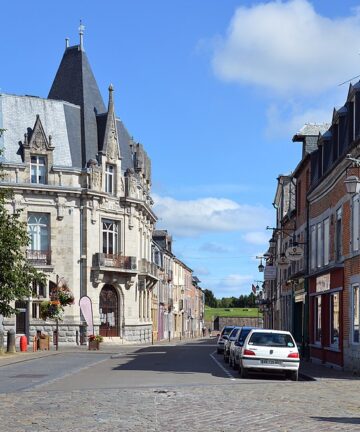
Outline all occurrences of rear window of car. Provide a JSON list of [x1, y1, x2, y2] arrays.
[[229, 328, 240, 339], [222, 327, 234, 336], [238, 328, 252, 344], [248, 332, 295, 348]]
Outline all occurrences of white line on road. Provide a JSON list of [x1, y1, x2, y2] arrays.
[[210, 350, 236, 380]]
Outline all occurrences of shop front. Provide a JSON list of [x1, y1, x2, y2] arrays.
[[309, 270, 343, 368]]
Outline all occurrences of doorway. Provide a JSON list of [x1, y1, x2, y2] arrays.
[[99, 285, 119, 337]]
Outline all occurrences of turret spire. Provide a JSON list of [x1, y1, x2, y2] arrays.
[[79, 20, 85, 51]]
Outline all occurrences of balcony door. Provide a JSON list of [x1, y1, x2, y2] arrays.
[[99, 285, 119, 337]]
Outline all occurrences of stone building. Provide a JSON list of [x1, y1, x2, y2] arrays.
[[0, 32, 157, 344]]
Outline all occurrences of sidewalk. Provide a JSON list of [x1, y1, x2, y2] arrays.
[[299, 359, 360, 381]]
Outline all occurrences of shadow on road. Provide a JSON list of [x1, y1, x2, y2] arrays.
[[312, 417, 360, 425], [112, 338, 227, 378]]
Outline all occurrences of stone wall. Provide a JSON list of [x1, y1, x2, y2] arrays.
[[123, 324, 152, 343], [207, 316, 262, 331]]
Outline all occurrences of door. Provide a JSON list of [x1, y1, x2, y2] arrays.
[[99, 285, 119, 337], [15, 301, 27, 334]]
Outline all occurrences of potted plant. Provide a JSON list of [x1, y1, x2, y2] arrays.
[[88, 334, 103, 350]]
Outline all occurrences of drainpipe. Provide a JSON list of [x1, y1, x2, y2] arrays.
[[303, 195, 310, 360]]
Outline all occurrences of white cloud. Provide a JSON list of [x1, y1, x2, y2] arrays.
[[242, 231, 270, 245], [211, 274, 254, 297], [153, 194, 273, 237], [212, 0, 360, 94], [200, 242, 230, 254]]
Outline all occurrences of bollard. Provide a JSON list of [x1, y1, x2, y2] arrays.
[[7, 329, 16, 353], [0, 331, 4, 355]]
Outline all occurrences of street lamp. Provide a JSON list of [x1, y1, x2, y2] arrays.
[[345, 154, 360, 194], [258, 259, 264, 273]]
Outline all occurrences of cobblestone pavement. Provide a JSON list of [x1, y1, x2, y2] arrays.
[[0, 340, 359, 431]]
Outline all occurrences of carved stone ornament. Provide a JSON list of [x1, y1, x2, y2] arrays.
[[106, 127, 119, 162], [90, 166, 102, 190], [28, 115, 53, 152], [55, 197, 66, 221]]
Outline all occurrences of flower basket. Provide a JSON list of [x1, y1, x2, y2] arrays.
[[88, 334, 103, 350], [40, 301, 63, 321]]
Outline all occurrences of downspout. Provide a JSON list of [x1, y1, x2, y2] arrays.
[[303, 194, 310, 360]]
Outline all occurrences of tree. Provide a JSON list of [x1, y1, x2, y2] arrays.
[[203, 289, 217, 308], [0, 131, 45, 317]]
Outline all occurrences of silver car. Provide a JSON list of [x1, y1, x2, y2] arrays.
[[229, 326, 257, 369], [216, 326, 235, 354], [223, 326, 241, 363]]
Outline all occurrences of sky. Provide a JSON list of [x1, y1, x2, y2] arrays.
[[2, 0, 360, 298]]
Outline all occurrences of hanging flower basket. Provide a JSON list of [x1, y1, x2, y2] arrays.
[[40, 301, 63, 321]]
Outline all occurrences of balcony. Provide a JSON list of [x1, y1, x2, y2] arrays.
[[26, 250, 51, 265], [167, 270, 173, 282], [93, 253, 137, 271], [139, 259, 158, 278]]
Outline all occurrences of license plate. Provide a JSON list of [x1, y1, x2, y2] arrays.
[[260, 359, 282, 365]]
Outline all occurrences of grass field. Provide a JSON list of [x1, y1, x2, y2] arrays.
[[204, 306, 261, 321]]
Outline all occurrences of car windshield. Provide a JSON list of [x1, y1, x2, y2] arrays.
[[248, 332, 295, 348], [222, 327, 234, 336]]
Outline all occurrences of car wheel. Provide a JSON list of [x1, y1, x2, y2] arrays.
[[290, 370, 299, 381], [240, 364, 249, 378]]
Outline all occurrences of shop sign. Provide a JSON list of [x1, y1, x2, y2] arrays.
[[285, 245, 304, 261], [264, 265, 276, 280], [276, 255, 290, 268], [316, 274, 330, 293]]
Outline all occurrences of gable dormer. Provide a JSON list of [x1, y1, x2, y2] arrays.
[[23, 115, 55, 184]]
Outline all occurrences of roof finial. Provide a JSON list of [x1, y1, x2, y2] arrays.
[[79, 20, 85, 51], [65, 37, 70, 49]]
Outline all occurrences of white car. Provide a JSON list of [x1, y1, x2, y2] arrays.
[[238, 329, 300, 381]]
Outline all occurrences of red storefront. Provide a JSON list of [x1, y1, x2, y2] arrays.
[[309, 268, 343, 368]]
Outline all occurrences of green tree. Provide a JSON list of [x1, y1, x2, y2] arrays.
[[203, 289, 217, 308], [0, 131, 45, 317]]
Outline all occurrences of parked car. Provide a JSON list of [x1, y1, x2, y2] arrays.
[[216, 326, 235, 354], [223, 326, 241, 362], [229, 326, 256, 369], [238, 329, 300, 381]]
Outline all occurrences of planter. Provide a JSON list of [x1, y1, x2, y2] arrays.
[[88, 340, 100, 350], [39, 336, 50, 351]]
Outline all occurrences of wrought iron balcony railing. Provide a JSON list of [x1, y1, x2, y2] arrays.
[[26, 249, 51, 265], [93, 253, 137, 270]]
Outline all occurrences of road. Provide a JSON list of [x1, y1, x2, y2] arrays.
[[0, 338, 359, 431]]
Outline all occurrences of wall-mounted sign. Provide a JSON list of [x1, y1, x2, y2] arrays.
[[285, 245, 304, 261], [264, 265, 276, 280], [316, 274, 330, 293]]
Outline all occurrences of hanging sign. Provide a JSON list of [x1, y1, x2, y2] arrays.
[[264, 265, 276, 280], [276, 255, 290, 268], [285, 245, 304, 261]]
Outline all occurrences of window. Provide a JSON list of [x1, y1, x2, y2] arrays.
[[102, 219, 119, 255], [353, 285, 360, 344], [28, 213, 49, 251], [31, 155, 46, 184], [330, 293, 339, 348], [105, 164, 114, 194], [317, 222, 323, 268], [311, 225, 316, 270], [352, 195, 359, 252], [324, 218, 330, 265], [336, 207, 342, 261], [315, 296, 322, 343], [32, 281, 46, 298]]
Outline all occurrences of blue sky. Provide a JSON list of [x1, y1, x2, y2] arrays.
[[2, 0, 360, 298]]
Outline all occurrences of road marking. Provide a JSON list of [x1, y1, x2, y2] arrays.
[[210, 350, 236, 380]]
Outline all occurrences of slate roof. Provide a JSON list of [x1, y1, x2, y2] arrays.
[[48, 45, 106, 167], [292, 123, 330, 141], [0, 94, 80, 166]]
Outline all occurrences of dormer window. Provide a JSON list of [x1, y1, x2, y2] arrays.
[[105, 163, 114, 194], [31, 155, 46, 184]]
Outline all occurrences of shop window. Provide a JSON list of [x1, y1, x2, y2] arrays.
[[353, 285, 360, 344], [330, 293, 340, 348], [315, 296, 322, 343]]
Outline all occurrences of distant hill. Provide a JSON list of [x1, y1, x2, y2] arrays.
[[204, 306, 261, 321]]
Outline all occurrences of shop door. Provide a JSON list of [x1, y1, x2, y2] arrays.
[[99, 285, 119, 337]]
